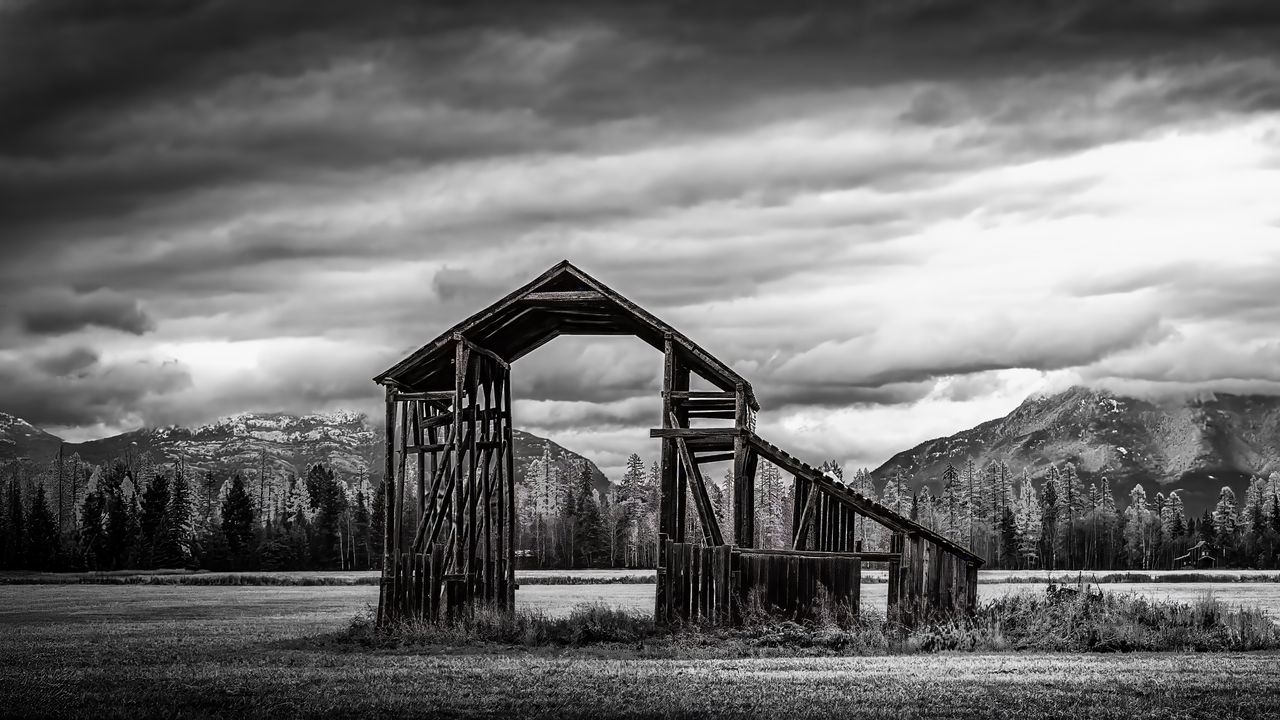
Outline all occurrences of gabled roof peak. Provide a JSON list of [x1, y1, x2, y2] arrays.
[[375, 262, 758, 409]]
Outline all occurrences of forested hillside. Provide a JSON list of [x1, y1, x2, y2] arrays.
[[4, 393, 1280, 574]]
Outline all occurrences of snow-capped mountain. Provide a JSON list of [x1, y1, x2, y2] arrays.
[[872, 386, 1280, 514], [1, 411, 610, 498], [0, 411, 63, 464]]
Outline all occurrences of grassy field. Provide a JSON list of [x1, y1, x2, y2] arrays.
[[3, 584, 1280, 718], [0, 568, 658, 586]]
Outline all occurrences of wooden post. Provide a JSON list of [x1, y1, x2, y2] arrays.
[[378, 386, 396, 626], [451, 337, 468, 578], [503, 366, 517, 609], [659, 337, 677, 543]]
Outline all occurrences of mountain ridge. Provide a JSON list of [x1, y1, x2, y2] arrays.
[[871, 386, 1280, 515], [0, 411, 611, 499]]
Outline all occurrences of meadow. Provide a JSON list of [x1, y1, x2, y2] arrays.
[[3, 578, 1280, 718]]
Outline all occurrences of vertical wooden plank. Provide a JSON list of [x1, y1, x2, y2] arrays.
[[413, 404, 426, 533], [785, 555, 797, 618], [655, 533, 669, 623], [479, 372, 493, 604], [451, 337, 468, 575], [492, 371, 505, 607], [678, 543, 690, 621], [966, 562, 978, 615], [465, 368, 480, 603], [703, 546, 714, 620], [378, 387, 396, 625], [852, 556, 862, 616], [689, 544, 701, 621], [710, 546, 722, 623], [502, 367, 516, 610], [669, 543, 680, 621], [718, 545, 732, 624], [928, 542, 942, 617], [660, 336, 678, 543], [945, 549, 954, 614]]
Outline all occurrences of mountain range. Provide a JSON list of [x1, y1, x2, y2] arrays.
[[7, 385, 1280, 516], [0, 411, 610, 500], [872, 386, 1280, 515]]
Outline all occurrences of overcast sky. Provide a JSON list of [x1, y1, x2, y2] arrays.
[[3, 1, 1280, 480]]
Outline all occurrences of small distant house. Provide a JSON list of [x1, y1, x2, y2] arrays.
[[1174, 540, 1218, 569]]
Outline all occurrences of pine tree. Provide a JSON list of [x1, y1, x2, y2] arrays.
[[306, 464, 347, 569], [572, 462, 606, 567], [999, 505, 1018, 568], [1039, 475, 1058, 569], [940, 463, 960, 541], [353, 486, 371, 569], [1123, 484, 1159, 569], [1198, 508, 1215, 543], [157, 464, 194, 568], [221, 474, 257, 569], [2, 473, 26, 570], [1055, 463, 1083, 567], [1213, 486, 1239, 557], [100, 461, 138, 570], [25, 484, 59, 570], [755, 462, 786, 548], [1015, 479, 1040, 568], [137, 471, 170, 569], [369, 480, 385, 569], [619, 453, 648, 563]]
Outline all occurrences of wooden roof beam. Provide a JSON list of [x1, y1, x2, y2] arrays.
[[519, 290, 604, 302]]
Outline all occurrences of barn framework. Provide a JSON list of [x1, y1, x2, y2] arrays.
[[373, 261, 983, 627]]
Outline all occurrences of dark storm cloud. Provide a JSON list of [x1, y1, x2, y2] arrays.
[[2, 0, 1280, 452], [33, 346, 100, 377], [0, 353, 191, 428], [7, 0, 1280, 239], [17, 289, 155, 337]]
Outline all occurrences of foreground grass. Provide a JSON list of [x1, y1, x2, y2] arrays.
[[4, 584, 1280, 718], [0, 569, 656, 586], [364, 585, 1280, 654]]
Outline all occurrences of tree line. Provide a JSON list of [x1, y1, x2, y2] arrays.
[[5, 446, 1280, 573], [0, 452, 381, 573]]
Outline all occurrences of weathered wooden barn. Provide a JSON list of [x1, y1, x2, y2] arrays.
[[372, 261, 983, 627]]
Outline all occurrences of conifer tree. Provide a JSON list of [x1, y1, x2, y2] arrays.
[[369, 480, 385, 568], [353, 486, 371, 569], [1198, 508, 1215, 543], [573, 461, 606, 567], [999, 505, 1018, 569], [940, 463, 959, 541], [221, 474, 257, 569], [25, 484, 59, 570], [1039, 475, 1058, 569], [306, 464, 347, 569], [101, 461, 138, 570], [2, 473, 25, 570], [620, 453, 648, 563], [1213, 486, 1238, 555], [157, 464, 194, 568], [1014, 479, 1040, 568], [137, 471, 170, 569]]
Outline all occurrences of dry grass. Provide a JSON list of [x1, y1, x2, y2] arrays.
[[0, 568, 655, 586], [354, 583, 1280, 656], [3, 584, 1280, 718]]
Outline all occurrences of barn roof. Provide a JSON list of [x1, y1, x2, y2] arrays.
[[374, 260, 759, 409]]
